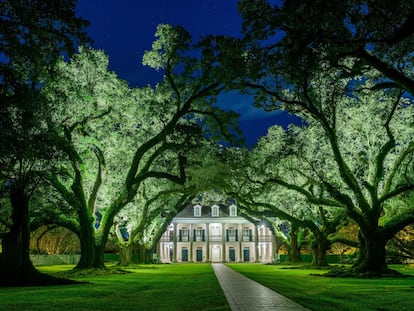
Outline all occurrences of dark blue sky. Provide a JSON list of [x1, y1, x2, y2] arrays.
[[76, 0, 298, 147]]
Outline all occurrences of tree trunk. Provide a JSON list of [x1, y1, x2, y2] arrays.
[[353, 230, 389, 275], [74, 207, 96, 269], [136, 245, 152, 264], [288, 225, 301, 263], [0, 185, 75, 286], [118, 243, 134, 266], [0, 189, 37, 285], [311, 234, 329, 266]]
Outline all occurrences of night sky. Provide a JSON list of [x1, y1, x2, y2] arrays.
[[76, 0, 298, 147]]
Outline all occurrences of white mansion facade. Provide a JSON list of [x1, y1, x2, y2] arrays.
[[157, 204, 275, 263]]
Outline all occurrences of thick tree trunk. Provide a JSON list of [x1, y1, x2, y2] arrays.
[[0, 186, 75, 286], [311, 238, 329, 266], [136, 245, 152, 264], [75, 207, 96, 269], [0, 187, 40, 285], [118, 243, 134, 266], [90, 231, 108, 269], [287, 225, 301, 263], [311, 233, 330, 266], [354, 230, 389, 275]]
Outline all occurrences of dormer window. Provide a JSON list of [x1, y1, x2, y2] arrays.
[[194, 204, 202, 217], [229, 204, 237, 217], [211, 204, 219, 217]]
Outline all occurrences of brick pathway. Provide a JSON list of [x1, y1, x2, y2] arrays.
[[212, 263, 310, 311]]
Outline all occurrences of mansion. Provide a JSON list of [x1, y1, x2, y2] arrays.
[[157, 204, 275, 263]]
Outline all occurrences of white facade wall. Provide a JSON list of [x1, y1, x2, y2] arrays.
[[158, 205, 275, 263]]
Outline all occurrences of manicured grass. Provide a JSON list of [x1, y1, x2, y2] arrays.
[[0, 264, 230, 311], [227, 263, 414, 311], [2, 263, 413, 311]]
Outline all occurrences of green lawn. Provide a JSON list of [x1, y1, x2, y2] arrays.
[[0, 264, 230, 311], [227, 263, 414, 311], [1, 264, 413, 311]]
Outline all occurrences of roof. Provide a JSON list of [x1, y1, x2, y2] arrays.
[[175, 203, 232, 218]]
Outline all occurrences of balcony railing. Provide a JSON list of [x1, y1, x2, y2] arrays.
[[259, 235, 273, 242], [162, 234, 272, 243], [209, 235, 222, 242]]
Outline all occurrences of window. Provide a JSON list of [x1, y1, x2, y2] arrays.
[[179, 228, 189, 242], [211, 204, 219, 217], [242, 228, 253, 241], [194, 204, 202, 217], [229, 204, 237, 216], [226, 227, 238, 241], [194, 228, 205, 241]]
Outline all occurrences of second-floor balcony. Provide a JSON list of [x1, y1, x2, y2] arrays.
[[162, 234, 272, 243], [209, 235, 222, 242], [259, 235, 273, 242], [194, 236, 205, 242], [242, 236, 254, 242]]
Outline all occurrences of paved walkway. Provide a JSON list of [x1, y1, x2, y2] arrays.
[[212, 263, 310, 311]]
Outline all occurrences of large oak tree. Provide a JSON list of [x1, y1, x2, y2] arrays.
[[0, 0, 88, 286], [42, 25, 241, 269], [240, 74, 414, 274]]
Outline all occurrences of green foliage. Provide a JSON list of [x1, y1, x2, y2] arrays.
[[238, 0, 414, 95], [38, 23, 243, 269], [0, 0, 89, 93], [0, 0, 90, 284], [143, 24, 191, 71], [219, 2, 414, 270]]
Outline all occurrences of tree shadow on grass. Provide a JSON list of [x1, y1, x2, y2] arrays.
[[311, 265, 413, 279], [0, 270, 87, 287]]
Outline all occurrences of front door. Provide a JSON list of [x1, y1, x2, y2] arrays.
[[211, 246, 221, 262], [182, 248, 188, 262], [243, 248, 250, 262], [229, 248, 236, 262], [196, 248, 203, 262]]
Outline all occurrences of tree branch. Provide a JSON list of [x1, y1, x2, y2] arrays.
[[88, 144, 105, 214]]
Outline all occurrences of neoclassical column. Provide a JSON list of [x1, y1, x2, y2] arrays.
[[272, 232, 277, 262], [254, 225, 259, 262], [189, 224, 193, 262], [206, 223, 210, 261], [157, 238, 161, 262], [173, 223, 177, 262], [222, 223, 225, 262], [237, 224, 242, 262]]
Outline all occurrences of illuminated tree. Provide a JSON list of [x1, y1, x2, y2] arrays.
[[0, 0, 88, 285], [199, 0, 414, 276], [114, 180, 194, 265], [221, 140, 346, 266], [43, 24, 240, 269], [237, 74, 414, 275]]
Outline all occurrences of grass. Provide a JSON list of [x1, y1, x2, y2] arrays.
[[227, 263, 414, 311], [0, 264, 230, 311], [1, 263, 413, 311]]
